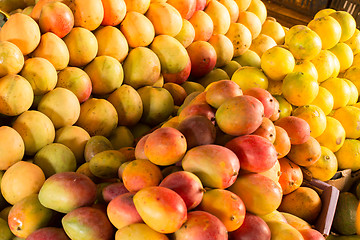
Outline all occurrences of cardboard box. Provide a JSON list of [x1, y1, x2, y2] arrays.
[[325, 169, 360, 192], [301, 169, 340, 237], [326, 169, 352, 192]]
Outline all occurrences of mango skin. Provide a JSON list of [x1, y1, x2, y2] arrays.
[[182, 144, 240, 189], [8, 194, 53, 238], [62, 207, 114, 240], [38, 172, 97, 213], [228, 173, 283, 216], [133, 186, 187, 234], [1, 161, 45, 205], [76, 98, 118, 137], [150, 35, 190, 74], [12, 110, 55, 156], [137, 86, 174, 126], [0, 217, 14, 240], [115, 223, 169, 240], [26, 227, 70, 240], [107, 84, 143, 126], [0, 74, 33, 117], [171, 211, 228, 240]]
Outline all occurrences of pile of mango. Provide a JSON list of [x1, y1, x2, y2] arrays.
[[1, 0, 360, 239]]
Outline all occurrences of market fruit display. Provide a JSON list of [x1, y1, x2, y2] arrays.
[[1, 0, 360, 239]]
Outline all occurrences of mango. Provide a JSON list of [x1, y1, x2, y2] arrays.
[[76, 98, 118, 137], [55, 125, 90, 165], [197, 68, 230, 88], [260, 210, 288, 223], [0, 0, 30, 13], [84, 56, 123, 95], [171, 211, 227, 240], [188, 40, 217, 78], [63, 27, 98, 67], [226, 23, 252, 57], [198, 189, 246, 232], [137, 86, 174, 126], [133, 186, 187, 234], [31, 32, 70, 71], [205, 0, 231, 35], [115, 223, 169, 240], [0, 41, 24, 78], [275, 116, 311, 145], [333, 192, 358, 235], [144, 127, 187, 166], [124, 0, 150, 14], [167, 0, 196, 19], [0, 126, 24, 170], [107, 84, 143, 126], [84, 135, 113, 162], [1, 161, 45, 205], [150, 35, 189, 74], [63, 0, 104, 31], [122, 159, 163, 192], [181, 82, 205, 95], [159, 171, 204, 210], [163, 83, 187, 106], [38, 172, 97, 213], [221, 60, 241, 78], [8, 194, 53, 238], [20, 57, 57, 95], [278, 187, 322, 224], [38, 87, 81, 129], [208, 35, 234, 68], [107, 192, 142, 230], [267, 221, 304, 240], [178, 102, 215, 123], [109, 126, 135, 149], [226, 134, 278, 173], [102, 182, 128, 203], [38, 2, 74, 39], [94, 26, 128, 62], [57, 67, 92, 103], [215, 95, 264, 136], [89, 150, 127, 179], [0, 13, 41, 55], [176, 115, 216, 149], [189, 10, 213, 41], [243, 87, 276, 118], [76, 162, 99, 183], [119, 11, 155, 48], [182, 144, 240, 189], [0, 217, 13, 240], [281, 212, 312, 231], [0, 171, 7, 210], [146, 2, 183, 37], [122, 47, 162, 90], [252, 117, 277, 143], [34, 143, 77, 178], [228, 173, 282, 216], [174, 19, 195, 48], [26, 227, 70, 240], [134, 134, 150, 160], [62, 207, 114, 240], [229, 212, 271, 240], [95, 0, 122, 25]]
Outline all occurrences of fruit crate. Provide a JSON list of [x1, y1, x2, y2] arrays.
[[264, 0, 316, 28], [329, 0, 360, 28], [302, 178, 340, 236], [267, 0, 330, 16], [301, 168, 340, 236]]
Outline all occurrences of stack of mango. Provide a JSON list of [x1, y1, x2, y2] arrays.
[[1, 0, 360, 239]]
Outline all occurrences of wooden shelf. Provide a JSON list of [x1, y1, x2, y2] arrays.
[[264, 0, 314, 28]]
